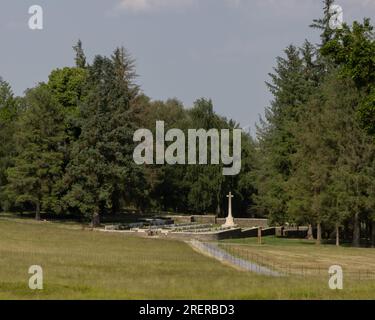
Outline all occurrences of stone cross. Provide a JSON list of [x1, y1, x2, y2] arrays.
[[223, 192, 235, 228]]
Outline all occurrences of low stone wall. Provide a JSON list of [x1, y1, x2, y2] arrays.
[[168, 226, 276, 241], [192, 215, 216, 224], [99, 225, 277, 241], [216, 218, 268, 228], [241, 227, 259, 237], [165, 215, 193, 224], [164, 215, 269, 228], [238, 227, 276, 238], [167, 228, 243, 241]]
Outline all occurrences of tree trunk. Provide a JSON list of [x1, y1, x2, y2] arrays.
[[35, 201, 41, 221], [216, 203, 221, 216], [336, 224, 340, 247], [353, 212, 360, 247], [307, 224, 314, 240], [316, 222, 322, 245], [371, 220, 375, 248], [91, 211, 100, 228]]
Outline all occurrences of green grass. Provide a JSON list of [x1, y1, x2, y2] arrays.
[[220, 236, 375, 277], [0, 218, 374, 299]]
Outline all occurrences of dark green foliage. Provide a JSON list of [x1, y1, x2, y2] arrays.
[[310, 0, 336, 45], [144, 98, 257, 216], [254, 43, 320, 225], [359, 88, 375, 134], [321, 18, 375, 134], [0, 78, 18, 211], [184, 99, 224, 214], [48, 67, 88, 141], [5, 85, 66, 219], [63, 48, 146, 225], [252, 0, 375, 246], [321, 19, 374, 89], [73, 39, 87, 69]]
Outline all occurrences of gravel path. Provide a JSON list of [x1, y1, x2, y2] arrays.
[[189, 240, 282, 277]]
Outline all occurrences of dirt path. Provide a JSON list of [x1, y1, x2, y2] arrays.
[[188, 240, 282, 277]]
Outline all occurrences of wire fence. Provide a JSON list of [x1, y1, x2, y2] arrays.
[[189, 240, 282, 277], [215, 242, 375, 281]]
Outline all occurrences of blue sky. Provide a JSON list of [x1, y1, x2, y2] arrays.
[[0, 0, 374, 132]]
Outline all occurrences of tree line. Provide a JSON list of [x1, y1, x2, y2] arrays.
[[0, 42, 257, 226], [254, 0, 375, 246], [0, 0, 374, 246]]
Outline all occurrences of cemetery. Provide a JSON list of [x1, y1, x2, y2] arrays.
[[101, 192, 276, 241], [103, 221, 276, 241]]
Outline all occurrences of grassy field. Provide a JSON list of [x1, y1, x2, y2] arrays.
[[0, 218, 375, 299], [220, 237, 375, 278]]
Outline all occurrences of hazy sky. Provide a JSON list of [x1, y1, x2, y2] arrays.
[[0, 0, 374, 132]]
